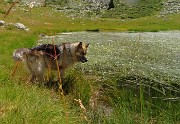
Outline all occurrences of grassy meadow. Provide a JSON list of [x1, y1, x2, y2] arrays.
[[0, 2, 180, 124]]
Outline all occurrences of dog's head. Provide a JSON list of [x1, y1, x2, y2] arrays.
[[75, 42, 89, 63]]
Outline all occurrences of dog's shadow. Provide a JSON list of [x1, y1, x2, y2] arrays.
[[43, 76, 75, 95]]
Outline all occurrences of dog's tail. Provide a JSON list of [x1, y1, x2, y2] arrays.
[[13, 48, 31, 61]]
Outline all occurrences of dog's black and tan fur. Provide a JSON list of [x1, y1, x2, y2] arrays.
[[13, 42, 89, 82]]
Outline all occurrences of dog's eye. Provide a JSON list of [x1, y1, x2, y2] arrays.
[[81, 52, 86, 55]]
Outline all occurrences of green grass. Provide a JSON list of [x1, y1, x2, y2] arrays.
[[0, 3, 180, 124], [0, 3, 180, 33], [0, 82, 65, 124]]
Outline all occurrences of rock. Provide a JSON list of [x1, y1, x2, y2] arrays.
[[0, 20, 5, 26], [108, 0, 114, 10], [4, 22, 30, 31], [13, 23, 26, 30], [85, 0, 114, 10]]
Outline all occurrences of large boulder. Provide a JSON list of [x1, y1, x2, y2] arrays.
[[12, 23, 29, 31], [14, 23, 26, 29], [85, 0, 114, 10]]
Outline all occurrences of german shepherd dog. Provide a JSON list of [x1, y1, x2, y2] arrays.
[[13, 42, 89, 82]]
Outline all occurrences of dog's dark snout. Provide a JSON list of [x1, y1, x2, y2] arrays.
[[79, 56, 88, 63], [84, 58, 88, 62]]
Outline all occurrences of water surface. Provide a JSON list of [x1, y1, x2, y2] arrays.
[[37, 31, 180, 79]]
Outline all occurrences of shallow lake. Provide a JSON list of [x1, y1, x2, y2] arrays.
[[37, 31, 180, 79]]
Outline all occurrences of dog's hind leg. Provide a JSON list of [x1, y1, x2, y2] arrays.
[[30, 74, 36, 82], [36, 71, 45, 82], [29, 73, 44, 83]]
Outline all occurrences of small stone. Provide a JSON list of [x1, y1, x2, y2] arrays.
[[0, 20, 5, 26]]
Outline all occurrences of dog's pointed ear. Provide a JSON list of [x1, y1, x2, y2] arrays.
[[86, 43, 89, 48], [77, 42, 82, 48]]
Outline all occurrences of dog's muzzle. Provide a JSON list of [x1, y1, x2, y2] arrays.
[[79, 56, 88, 63]]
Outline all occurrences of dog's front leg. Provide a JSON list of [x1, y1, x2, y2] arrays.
[[59, 68, 65, 82], [36, 73, 44, 82]]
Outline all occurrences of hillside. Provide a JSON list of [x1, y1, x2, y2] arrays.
[[5, 0, 179, 19], [45, 0, 179, 19]]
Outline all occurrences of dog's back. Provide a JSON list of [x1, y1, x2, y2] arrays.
[[30, 44, 61, 58]]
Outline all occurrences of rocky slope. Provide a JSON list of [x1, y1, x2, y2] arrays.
[[160, 0, 180, 15], [6, 0, 180, 18], [52, 0, 163, 18]]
